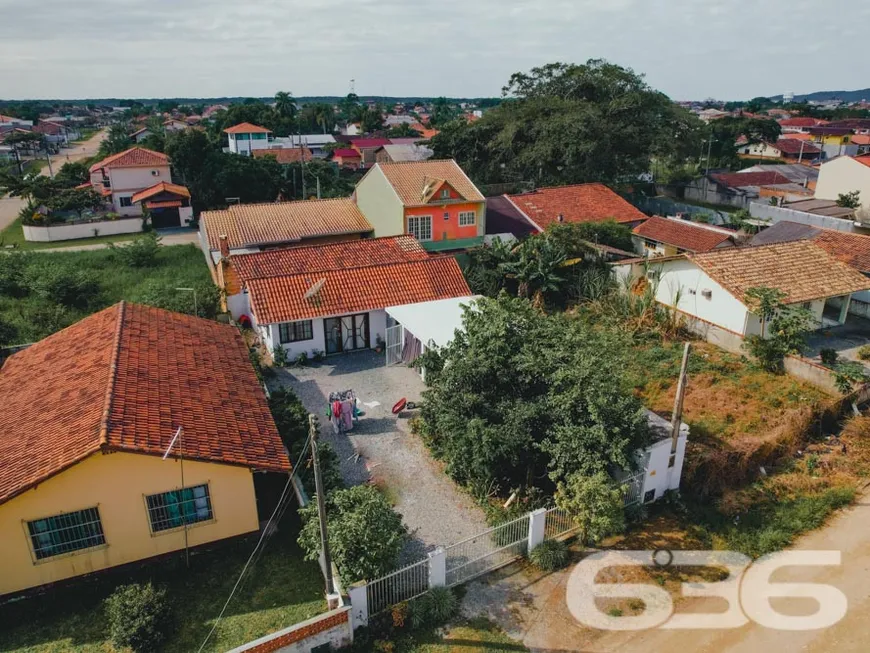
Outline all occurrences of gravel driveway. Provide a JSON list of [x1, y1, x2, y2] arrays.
[[273, 351, 489, 562]]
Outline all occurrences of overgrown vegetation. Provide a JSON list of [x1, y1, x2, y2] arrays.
[[743, 286, 816, 372], [104, 582, 171, 652], [0, 244, 213, 344], [528, 539, 569, 571]]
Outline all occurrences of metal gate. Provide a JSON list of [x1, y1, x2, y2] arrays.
[[385, 324, 403, 366]]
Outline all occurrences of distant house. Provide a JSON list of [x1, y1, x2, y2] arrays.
[[162, 119, 188, 132], [806, 126, 857, 159], [815, 155, 870, 215], [199, 197, 373, 267], [130, 127, 152, 143], [222, 237, 472, 358], [779, 117, 829, 134], [331, 148, 363, 170], [632, 216, 738, 256], [253, 148, 313, 165], [0, 114, 32, 128], [0, 302, 289, 597], [374, 144, 434, 164], [737, 139, 820, 163], [613, 241, 870, 351], [350, 138, 391, 166], [487, 183, 648, 239], [130, 181, 194, 229], [851, 134, 870, 156], [739, 164, 818, 189], [32, 120, 78, 146], [202, 104, 229, 119], [354, 159, 486, 251], [270, 134, 337, 158], [684, 170, 805, 208], [86, 147, 191, 224], [224, 122, 272, 156]]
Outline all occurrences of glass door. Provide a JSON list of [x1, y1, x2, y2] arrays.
[[324, 317, 343, 355]]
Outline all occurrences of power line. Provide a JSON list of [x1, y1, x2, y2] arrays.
[[196, 431, 314, 653]]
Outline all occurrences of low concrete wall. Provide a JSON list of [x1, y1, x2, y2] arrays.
[[749, 202, 869, 234], [23, 218, 142, 242], [227, 606, 353, 653], [676, 310, 747, 355], [784, 355, 843, 395]]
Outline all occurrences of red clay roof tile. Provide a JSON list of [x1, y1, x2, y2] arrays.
[[88, 147, 169, 173], [633, 216, 734, 253], [507, 183, 647, 230]]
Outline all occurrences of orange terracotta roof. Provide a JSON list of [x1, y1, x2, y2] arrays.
[[508, 183, 647, 230], [131, 181, 191, 204], [253, 148, 313, 164], [374, 160, 484, 207], [247, 257, 471, 323], [812, 230, 870, 274], [201, 198, 373, 251], [633, 216, 734, 253], [854, 154, 870, 169], [224, 122, 272, 134], [0, 303, 289, 505], [88, 147, 169, 173], [850, 134, 870, 145], [689, 241, 870, 306], [232, 236, 429, 281]]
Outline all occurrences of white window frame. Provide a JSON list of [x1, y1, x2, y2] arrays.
[[440, 188, 450, 199], [408, 215, 433, 242], [458, 211, 476, 226], [119, 196, 133, 208]]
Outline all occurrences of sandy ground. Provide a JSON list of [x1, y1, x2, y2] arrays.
[[463, 490, 870, 652], [0, 129, 106, 232]]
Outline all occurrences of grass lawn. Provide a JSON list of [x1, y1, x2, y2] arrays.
[[0, 243, 213, 344], [0, 513, 327, 653], [0, 216, 142, 250], [395, 618, 528, 652]]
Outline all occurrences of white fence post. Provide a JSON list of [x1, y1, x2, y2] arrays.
[[347, 582, 369, 629], [428, 547, 446, 588], [528, 508, 547, 552]]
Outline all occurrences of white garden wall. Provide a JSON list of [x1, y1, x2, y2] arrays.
[[23, 218, 142, 242]]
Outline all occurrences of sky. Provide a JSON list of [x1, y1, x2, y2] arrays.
[[1, 0, 868, 102]]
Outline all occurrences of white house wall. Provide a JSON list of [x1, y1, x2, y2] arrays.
[[265, 309, 388, 360], [353, 167, 404, 237], [653, 258, 752, 335], [641, 433, 688, 501], [815, 156, 870, 211]]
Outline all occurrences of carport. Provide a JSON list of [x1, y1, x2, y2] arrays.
[[384, 296, 480, 377]]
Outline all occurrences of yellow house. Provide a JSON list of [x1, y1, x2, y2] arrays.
[[0, 302, 290, 597]]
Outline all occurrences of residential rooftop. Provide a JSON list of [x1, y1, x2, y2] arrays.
[[88, 147, 168, 173], [374, 159, 485, 207], [633, 216, 735, 253], [223, 122, 271, 134], [0, 302, 289, 506], [751, 221, 870, 274], [506, 183, 647, 230]]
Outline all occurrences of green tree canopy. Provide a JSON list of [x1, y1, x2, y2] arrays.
[[430, 59, 700, 187], [555, 471, 626, 544], [416, 295, 650, 495]]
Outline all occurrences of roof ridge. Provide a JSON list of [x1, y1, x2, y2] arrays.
[[98, 301, 125, 449], [247, 254, 450, 281]]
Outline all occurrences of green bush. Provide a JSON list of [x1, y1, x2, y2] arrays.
[[857, 345, 870, 361], [25, 261, 100, 309], [529, 539, 569, 571], [820, 348, 838, 366], [110, 232, 161, 268], [410, 586, 458, 628], [133, 279, 220, 319], [104, 582, 171, 652], [0, 253, 28, 297], [272, 344, 289, 367]]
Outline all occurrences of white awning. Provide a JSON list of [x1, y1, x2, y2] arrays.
[[385, 296, 481, 348]]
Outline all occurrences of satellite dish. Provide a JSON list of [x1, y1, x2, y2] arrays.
[[303, 278, 326, 300]]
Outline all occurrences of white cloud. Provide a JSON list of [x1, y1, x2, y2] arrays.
[[0, 0, 866, 99]]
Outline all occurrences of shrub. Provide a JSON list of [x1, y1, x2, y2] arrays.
[[294, 351, 309, 367], [529, 539, 569, 571], [272, 344, 288, 367], [25, 261, 100, 309], [133, 279, 221, 319], [298, 485, 407, 584], [857, 345, 870, 361], [556, 471, 626, 545], [410, 586, 458, 628], [0, 253, 28, 297], [110, 232, 161, 267], [104, 582, 171, 652], [820, 348, 838, 366]]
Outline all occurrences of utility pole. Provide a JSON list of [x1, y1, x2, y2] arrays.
[[310, 415, 334, 596], [669, 342, 691, 466], [702, 138, 715, 198], [163, 426, 190, 568]]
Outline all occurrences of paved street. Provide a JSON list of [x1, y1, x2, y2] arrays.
[[0, 129, 106, 232], [462, 489, 870, 652]]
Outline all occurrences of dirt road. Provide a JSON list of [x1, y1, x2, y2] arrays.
[[464, 491, 870, 652], [0, 129, 106, 232]]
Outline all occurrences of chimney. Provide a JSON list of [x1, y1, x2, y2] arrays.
[[219, 234, 229, 259]]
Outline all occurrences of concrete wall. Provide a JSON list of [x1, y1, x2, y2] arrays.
[[783, 355, 843, 394], [641, 431, 688, 501], [815, 156, 870, 211], [749, 202, 868, 234], [0, 451, 260, 596], [23, 217, 142, 242], [354, 167, 404, 237], [228, 607, 353, 653], [109, 165, 171, 193]]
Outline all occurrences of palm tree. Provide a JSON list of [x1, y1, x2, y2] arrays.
[[504, 237, 567, 308], [313, 103, 334, 134], [274, 91, 297, 120]]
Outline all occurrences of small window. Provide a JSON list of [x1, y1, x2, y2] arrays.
[[407, 215, 433, 241], [459, 211, 476, 226], [643, 489, 656, 504], [644, 239, 657, 250], [27, 507, 106, 560], [146, 484, 213, 533], [440, 188, 450, 199], [119, 196, 132, 207], [279, 320, 314, 343]]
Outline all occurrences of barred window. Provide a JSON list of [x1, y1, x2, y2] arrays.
[[146, 484, 213, 533], [458, 211, 476, 226], [27, 507, 106, 560], [279, 320, 313, 343], [408, 215, 432, 241]]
